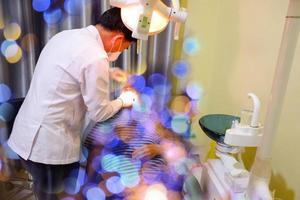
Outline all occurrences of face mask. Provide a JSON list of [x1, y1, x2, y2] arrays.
[[107, 51, 122, 62], [107, 37, 123, 62]]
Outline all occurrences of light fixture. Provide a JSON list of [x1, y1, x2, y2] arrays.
[[110, 0, 188, 40]]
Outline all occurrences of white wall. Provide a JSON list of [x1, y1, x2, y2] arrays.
[[186, 0, 300, 199]]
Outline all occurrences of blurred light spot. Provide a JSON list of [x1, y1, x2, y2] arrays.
[[174, 158, 189, 175], [80, 146, 89, 163], [5, 43, 19, 57], [130, 109, 146, 124], [64, 0, 85, 15], [170, 95, 191, 114], [146, 121, 158, 134], [184, 195, 191, 200], [105, 134, 120, 147], [189, 100, 200, 115], [101, 154, 120, 172], [132, 94, 152, 113], [2, 142, 19, 159], [141, 87, 154, 97], [61, 197, 75, 200], [171, 114, 189, 134], [162, 141, 186, 164], [148, 73, 166, 87], [64, 177, 81, 195], [120, 172, 140, 188], [0, 103, 15, 122], [161, 171, 184, 191], [183, 37, 200, 55], [43, 8, 63, 25], [186, 82, 203, 100], [0, 12, 4, 29], [106, 176, 125, 194], [0, 84, 12, 103], [136, 64, 147, 75], [3, 23, 21, 40], [86, 187, 105, 200], [32, 0, 51, 12], [153, 84, 171, 97], [117, 156, 141, 174], [142, 169, 163, 185], [144, 184, 168, 200], [21, 34, 38, 52], [1, 40, 16, 56], [97, 123, 114, 134], [91, 155, 102, 173], [128, 75, 146, 92], [172, 60, 190, 78], [76, 167, 87, 186], [4, 43, 23, 64]]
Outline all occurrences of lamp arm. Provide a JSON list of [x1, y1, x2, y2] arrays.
[[110, 0, 140, 7]]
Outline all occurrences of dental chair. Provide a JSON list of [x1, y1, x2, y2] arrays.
[[0, 98, 36, 200]]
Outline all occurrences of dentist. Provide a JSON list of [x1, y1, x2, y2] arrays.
[[7, 7, 136, 200]]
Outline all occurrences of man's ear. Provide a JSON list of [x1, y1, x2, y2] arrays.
[[114, 34, 124, 43], [112, 34, 125, 50]]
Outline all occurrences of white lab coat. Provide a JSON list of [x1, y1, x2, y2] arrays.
[[7, 25, 122, 165]]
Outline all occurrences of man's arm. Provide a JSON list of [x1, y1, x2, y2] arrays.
[[79, 58, 123, 122]]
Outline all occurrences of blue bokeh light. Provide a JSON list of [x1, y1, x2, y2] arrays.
[[61, 197, 75, 200], [80, 146, 89, 163], [97, 123, 114, 134], [186, 82, 203, 100], [105, 176, 125, 194], [148, 73, 167, 87], [86, 187, 105, 200], [43, 8, 63, 25], [141, 86, 154, 98], [101, 154, 120, 172], [128, 75, 146, 92], [64, 177, 81, 195], [171, 114, 190, 134], [183, 37, 200, 55], [75, 167, 87, 187], [142, 169, 163, 185], [153, 83, 171, 96], [2, 142, 19, 159], [91, 155, 102, 173], [64, 0, 84, 15], [120, 172, 140, 188], [32, 0, 51, 12], [105, 137, 120, 148], [0, 84, 12, 103], [172, 60, 190, 78], [0, 103, 15, 122], [132, 94, 152, 113], [159, 109, 172, 128], [116, 156, 140, 175], [1, 40, 17, 57]]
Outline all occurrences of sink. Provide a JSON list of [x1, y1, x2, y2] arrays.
[[199, 114, 240, 144]]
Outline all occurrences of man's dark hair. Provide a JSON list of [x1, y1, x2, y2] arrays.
[[95, 7, 137, 42]]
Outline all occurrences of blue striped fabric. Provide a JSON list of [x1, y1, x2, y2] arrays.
[[84, 108, 166, 184]]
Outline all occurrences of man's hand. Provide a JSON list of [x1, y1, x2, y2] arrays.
[[118, 88, 138, 108], [132, 144, 162, 160], [109, 67, 129, 83]]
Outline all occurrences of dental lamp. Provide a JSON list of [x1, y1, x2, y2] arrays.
[[110, 0, 188, 40]]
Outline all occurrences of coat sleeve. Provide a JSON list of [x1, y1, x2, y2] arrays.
[[79, 57, 122, 122]]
